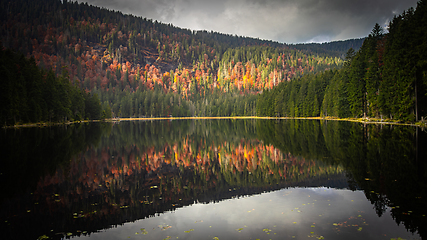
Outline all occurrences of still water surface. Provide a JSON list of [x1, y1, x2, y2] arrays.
[[1, 119, 426, 240]]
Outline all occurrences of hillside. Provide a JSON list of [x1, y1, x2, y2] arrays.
[[291, 38, 365, 58], [0, 0, 358, 121], [0, 47, 106, 125], [257, 1, 427, 122]]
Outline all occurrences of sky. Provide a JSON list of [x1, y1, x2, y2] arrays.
[[76, 0, 419, 44]]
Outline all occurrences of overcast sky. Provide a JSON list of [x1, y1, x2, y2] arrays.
[[76, 0, 419, 44]]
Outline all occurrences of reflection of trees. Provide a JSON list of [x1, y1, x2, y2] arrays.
[[341, 125, 427, 238], [1, 120, 344, 240], [0, 122, 109, 240], [257, 119, 427, 238], [3, 120, 425, 240]]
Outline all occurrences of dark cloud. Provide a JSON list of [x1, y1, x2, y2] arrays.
[[77, 0, 419, 43]]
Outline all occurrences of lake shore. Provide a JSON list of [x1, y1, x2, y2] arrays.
[[4, 116, 426, 129]]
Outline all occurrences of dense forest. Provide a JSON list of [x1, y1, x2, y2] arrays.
[[0, 0, 360, 124], [1, 0, 425, 124], [0, 48, 106, 125], [291, 38, 365, 58], [257, 1, 427, 122]]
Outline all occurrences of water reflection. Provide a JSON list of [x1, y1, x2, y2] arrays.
[[77, 188, 413, 240], [0, 120, 425, 240]]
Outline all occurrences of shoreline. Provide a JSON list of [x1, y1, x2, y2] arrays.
[[3, 116, 426, 129]]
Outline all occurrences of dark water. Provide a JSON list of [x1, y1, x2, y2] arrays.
[[0, 120, 426, 240]]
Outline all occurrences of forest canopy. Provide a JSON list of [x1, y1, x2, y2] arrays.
[[1, 0, 426, 124], [257, 1, 427, 122], [0, 48, 105, 125], [0, 0, 351, 123]]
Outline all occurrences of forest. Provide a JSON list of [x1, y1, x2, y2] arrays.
[[0, 0, 357, 125], [1, 0, 425, 124], [0, 48, 106, 125], [257, 1, 427, 122]]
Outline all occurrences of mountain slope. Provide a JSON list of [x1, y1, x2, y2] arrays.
[[256, 1, 427, 122], [0, 0, 353, 119]]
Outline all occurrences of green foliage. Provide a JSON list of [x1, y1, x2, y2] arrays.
[[0, 48, 104, 125], [0, 0, 344, 120], [256, 70, 335, 117], [257, 1, 427, 122], [2, 0, 427, 122], [291, 38, 365, 57]]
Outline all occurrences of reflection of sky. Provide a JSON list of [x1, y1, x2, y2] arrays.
[[78, 188, 420, 240]]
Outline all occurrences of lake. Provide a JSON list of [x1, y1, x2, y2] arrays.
[[1, 119, 426, 240]]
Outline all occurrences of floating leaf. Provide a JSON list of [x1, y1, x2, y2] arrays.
[[236, 228, 244, 232], [213, 237, 219, 240], [161, 225, 172, 231], [262, 228, 271, 232], [357, 227, 362, 231], [311, 225, 315, 228]]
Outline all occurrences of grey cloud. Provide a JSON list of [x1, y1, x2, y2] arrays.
[[78, 0, 419, 43]]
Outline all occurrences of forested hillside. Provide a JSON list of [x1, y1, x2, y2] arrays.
[[257, 0, 427, 122], [291, 38, 365, 58], [0, 48, 106, 125], [0, 0, 350, 121]]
